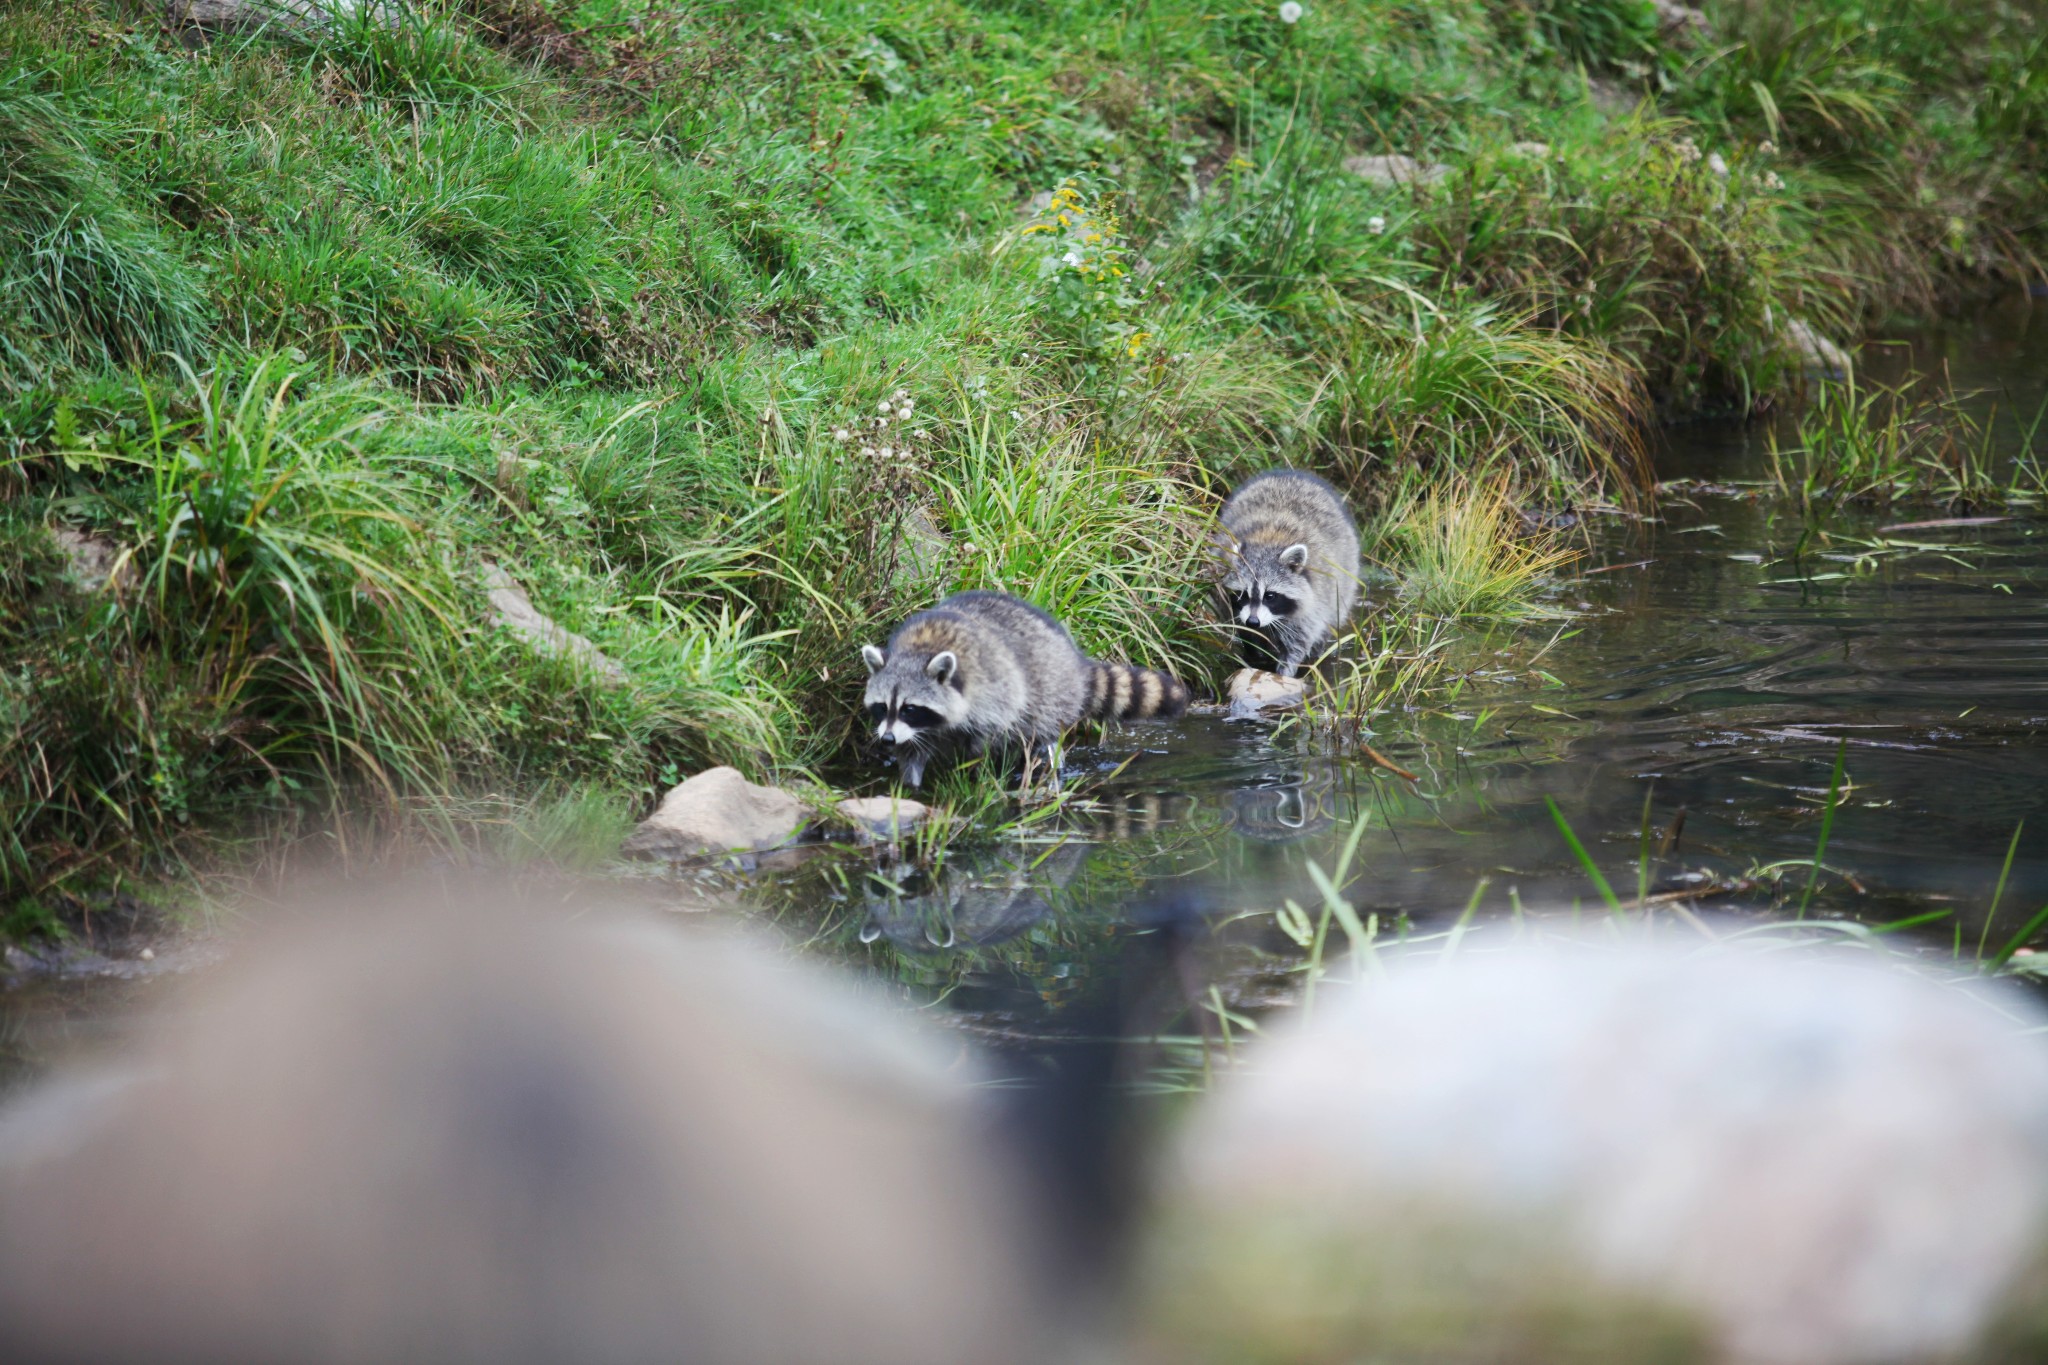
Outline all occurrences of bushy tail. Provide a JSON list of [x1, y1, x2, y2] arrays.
[[1083, 660, 1190, 722]]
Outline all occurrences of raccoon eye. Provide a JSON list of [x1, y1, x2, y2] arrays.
[[898, 704, 943, 728], [1264, 595, 1298, 617], [865, 703, 886, 724]]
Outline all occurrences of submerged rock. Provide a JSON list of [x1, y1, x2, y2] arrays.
[[836, 796, 931, 844], [482, 563, 627, 685], [1342, 153, 1452, 187], [623, 767, 809, 859], [1144, 935, 2048, 1365], [1224, 668, 1308, 720]]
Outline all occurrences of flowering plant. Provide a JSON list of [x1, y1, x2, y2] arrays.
[[1009, 179, 1152, 369]]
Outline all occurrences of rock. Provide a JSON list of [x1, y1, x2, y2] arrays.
[[482, 563, 626, 685], [1586, 75, 1636, 115], [1342, 153, 1452, 187], [1508, 141, 1551, 159], [50, 527, 126, 594], [1144, 935, 2048, 1365], [1223, 668, 1307, 720], [164, 0, 388, 40], [836, 796, 931, 844], [1782, 316, 1854, 379], [1651, 0, 1713, 46], [892, 506, 950, 599], [622, 767, 808, 859]]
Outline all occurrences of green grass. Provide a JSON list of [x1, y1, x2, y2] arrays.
[[1, 0, 2045, 922]]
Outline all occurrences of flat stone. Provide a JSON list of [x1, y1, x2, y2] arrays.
[[621, 768, 808, 860], [837, 797, 932, 844], [483, 563, 626, 685], [1224, 668, 1307, 720], [1342, 153, 1451, 187]]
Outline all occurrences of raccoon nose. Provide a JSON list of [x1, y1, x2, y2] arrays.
[[875, 725, 896, 745], [1236, 605, 1256, 624]]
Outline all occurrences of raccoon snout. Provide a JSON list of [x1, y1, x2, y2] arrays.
[[1237, 603, 1276, 628], [877, 720, 916, 746]]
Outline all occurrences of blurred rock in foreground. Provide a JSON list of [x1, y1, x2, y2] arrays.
[[1142, 934, 2048, 1365], [0, 888, 1046, 1365]]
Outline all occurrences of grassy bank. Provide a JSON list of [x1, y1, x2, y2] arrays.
[[3, 0, 2045, 922]]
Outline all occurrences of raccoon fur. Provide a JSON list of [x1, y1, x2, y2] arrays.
[[860, 590, 1189, 788], [1215, 468, 1360, 676]]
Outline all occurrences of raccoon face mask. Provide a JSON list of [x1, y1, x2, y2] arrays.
[[1222, 542, 1309, 630]]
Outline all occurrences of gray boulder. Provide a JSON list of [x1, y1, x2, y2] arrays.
[[622, 767, 809, 859], [1145, 934, 2048, 1365]]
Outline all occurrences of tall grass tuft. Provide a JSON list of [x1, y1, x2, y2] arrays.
[[0, 80, 208, 389], [1331, 304, 1649, 499], [1375, 473, 1579, 621], [1767, 378, 2003, 508]]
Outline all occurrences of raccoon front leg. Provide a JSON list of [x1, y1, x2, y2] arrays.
[[898, 750, 929, 789]]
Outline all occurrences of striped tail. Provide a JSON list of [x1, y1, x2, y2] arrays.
[[1083, 659, 1190, 722]]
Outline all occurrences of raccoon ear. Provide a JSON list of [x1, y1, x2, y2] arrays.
[[1279, 543, 1310, 572], [926, 650, 959, 685], [860, 644, 886, 674]]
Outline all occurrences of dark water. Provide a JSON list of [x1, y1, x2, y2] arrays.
[[5, 299, 2046, 1080]]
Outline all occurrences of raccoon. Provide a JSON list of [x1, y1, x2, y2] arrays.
[[860, 590, 1189, 788], [1215, 468, 1360, 676]]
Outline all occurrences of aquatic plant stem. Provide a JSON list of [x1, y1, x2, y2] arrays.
[[1546, 796, 1622, 913], [1797, 741, 1848, 920], [1978, 820, 2026, 963]]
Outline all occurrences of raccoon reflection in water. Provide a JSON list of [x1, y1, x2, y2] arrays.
[[1215, 469, 1361, 677], [860, 590, 1189, 788]]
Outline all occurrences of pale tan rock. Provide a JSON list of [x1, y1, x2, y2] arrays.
[[482, 563, 626, 685], [1224, 668, 1308, 720], [1508, 140, 1552, 159], [622, 767, 808, 859], [836, 796, 931, 844], [1342, 153, 1452, 187]]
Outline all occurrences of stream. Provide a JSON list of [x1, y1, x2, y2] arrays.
[[5, 298, 2045, 1086]]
